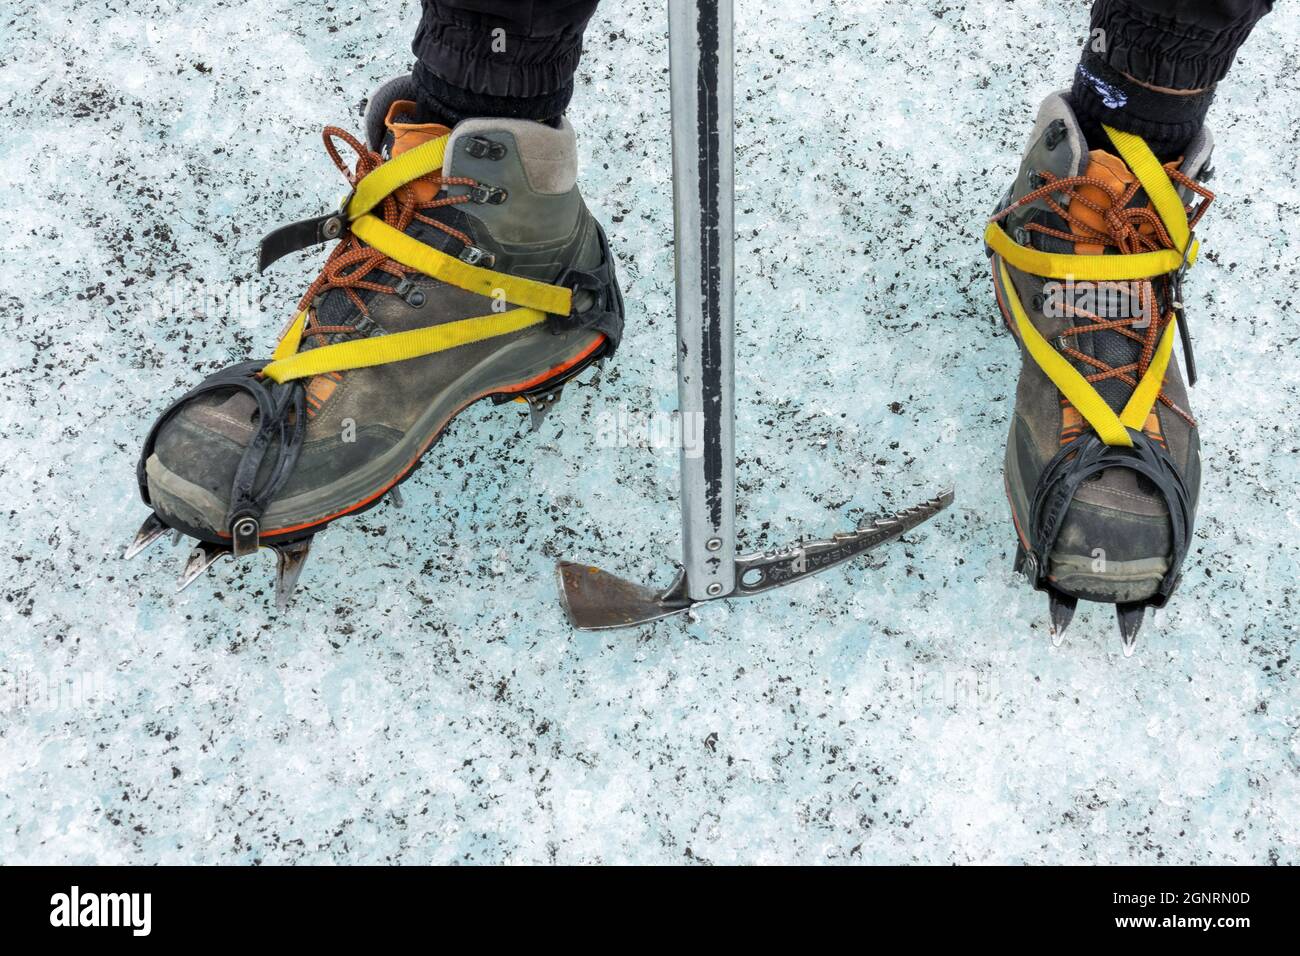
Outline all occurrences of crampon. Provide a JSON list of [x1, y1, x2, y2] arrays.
[[128, 75, 623, 607]]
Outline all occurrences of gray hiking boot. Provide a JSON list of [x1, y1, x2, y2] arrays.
[[129, 76, 624, 606], [985, 92, 1215, 653]]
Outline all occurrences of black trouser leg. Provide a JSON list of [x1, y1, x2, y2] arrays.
[[411, 1, 601, 125], [1072, 0, 1276, 157]]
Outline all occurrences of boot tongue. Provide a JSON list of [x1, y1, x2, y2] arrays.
[[1065, 148, 1161, 413], [383, 100, 451, 204], [1068, 149, 1144, 255]]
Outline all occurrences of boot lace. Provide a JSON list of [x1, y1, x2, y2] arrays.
[[295, 127, 477, 346], [990, 162, 1214, 427]]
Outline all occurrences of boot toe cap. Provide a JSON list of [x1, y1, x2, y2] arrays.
[[145, 389, 406, 539], [146, 393, 254, 536], [1047, 488, 1172, 604]]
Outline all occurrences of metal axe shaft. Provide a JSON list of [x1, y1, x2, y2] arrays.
[[669, 0, 736, 601]]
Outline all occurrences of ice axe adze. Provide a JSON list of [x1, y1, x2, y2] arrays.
[[556, 0, 953, 630]]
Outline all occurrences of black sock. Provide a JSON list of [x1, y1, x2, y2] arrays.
[[412, 61, 567, 128], [1069, 50, 1214, 161]]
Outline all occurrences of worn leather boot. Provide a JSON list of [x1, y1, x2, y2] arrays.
[[129, 76, 624, 606], [986, 91, 1215, 654]]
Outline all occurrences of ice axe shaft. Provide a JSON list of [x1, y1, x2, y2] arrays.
[[669, 0, 736, 601]]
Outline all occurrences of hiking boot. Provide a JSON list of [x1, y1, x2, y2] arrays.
[[985, 91, 1215, 653], [128, 75, 624, 606]]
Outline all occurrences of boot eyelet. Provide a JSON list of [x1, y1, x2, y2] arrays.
[[469, 184, 508, 205], [458, 245, 497, 268], [393, 278, 426, 307], [1044, 119, 1067, 151], [465, 136, 507, 161]]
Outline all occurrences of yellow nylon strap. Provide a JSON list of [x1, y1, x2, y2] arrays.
[[263, 133, 570, 380], [347, 135, 449, 220], [985, 221, 1196, 280], [262, 307, 546, 383], [1103, 125, 1191, 254], [991, 128, 1189, 446], [1001, 262, 1133, 447], [1118, 313, 1177, 431], [272, 311, 308, 361], [1001, 260, 1176, 446], [988, 124, 1201, 281], [351, 214, 573, 315], [344, 136, 572, 314]]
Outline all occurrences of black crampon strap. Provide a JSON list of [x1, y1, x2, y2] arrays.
[[1026, 429, 1195, 608], [550, 221, 625, 355], [137, 361, 307, 534], [258, 210, 348, 274]]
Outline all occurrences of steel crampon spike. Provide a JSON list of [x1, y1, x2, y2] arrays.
[[524, 387, 562, 431], [125, 513, 169, 559], [271, 538, 313, 611], [1116, 602, 1146, 657], [177, 541, 230, 592], [1013, 543, 1029, 577], [1048, 590, 1077, 646]]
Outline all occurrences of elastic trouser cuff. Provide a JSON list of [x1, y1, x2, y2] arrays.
[[1089, 0, 1274, 90], [410, 3, 596, 123], [1071, 50, 1215, 158], [412, 61, 572, 126]]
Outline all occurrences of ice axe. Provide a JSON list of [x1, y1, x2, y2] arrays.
[[556, 0, 952, 630]]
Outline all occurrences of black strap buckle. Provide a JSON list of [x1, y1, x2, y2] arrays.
[[257, 190, 354, 274], [550, 266, 609, 333], [543, 222, 625, 352]]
